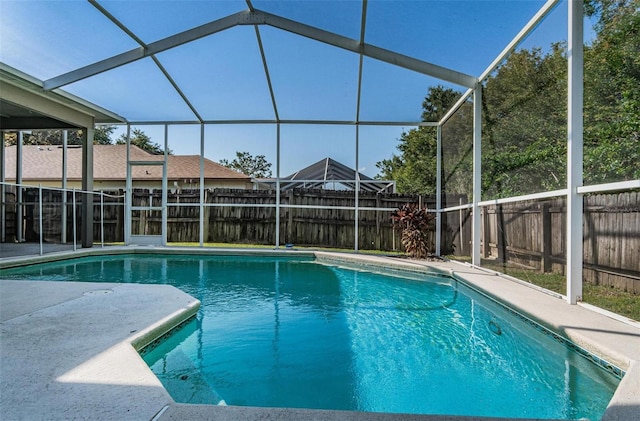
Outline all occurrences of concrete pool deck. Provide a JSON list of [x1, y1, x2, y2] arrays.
[[0, 247, 638, 421]]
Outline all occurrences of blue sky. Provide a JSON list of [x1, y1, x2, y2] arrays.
[[0, 0, 591, 178]]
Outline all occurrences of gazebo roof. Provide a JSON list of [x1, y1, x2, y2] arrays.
[[256, 157, 394, 192], [278, 157, 393, 192]]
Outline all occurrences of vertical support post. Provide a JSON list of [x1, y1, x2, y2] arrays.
[[567, 0, 584, 304], [62, 131, 68, 243], [459, 197, 464, 254], [436, 125, 442, 256], [541, 202, 552, 273], [275, 123, 281, 249], [199, 123, 205, 247], [124, 125, 132, 245], [72, 188, 77, 251], [354, 125, 360, 252], [16, 131, 23, 242], [162, 125, 168, 246], [472, 83, 482, 266], [100, 191, 104, 248], [38, 184, 43, 255], [81, 126, 95, 248]]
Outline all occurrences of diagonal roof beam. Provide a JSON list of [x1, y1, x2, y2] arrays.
[[88, 0, 204, 122], [250, 10, 477, 88], [355, 0, 368, 122], [43, 9, 253, 91], [248, 0, 279, 121]]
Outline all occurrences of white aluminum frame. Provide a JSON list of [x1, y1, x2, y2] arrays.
[[566, 0, 584, 304], [434, 0, 595, 304], [0, 180, 123, 255], [124, 124, 168, 247]]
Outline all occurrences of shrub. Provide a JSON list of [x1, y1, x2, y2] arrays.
[[391, 203, 436, 259]]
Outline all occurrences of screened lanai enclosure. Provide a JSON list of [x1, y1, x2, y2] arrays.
[[1, 0, 639, 305]]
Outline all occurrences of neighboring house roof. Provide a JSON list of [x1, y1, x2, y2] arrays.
[[3, 144, 249, 182], [258, 157, 395, 193]]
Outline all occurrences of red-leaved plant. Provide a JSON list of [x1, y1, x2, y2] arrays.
[[391, 203, 435, 259]]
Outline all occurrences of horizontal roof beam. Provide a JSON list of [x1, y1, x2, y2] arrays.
[[252, 10, 477, 88], [121, 119, 438, 127]]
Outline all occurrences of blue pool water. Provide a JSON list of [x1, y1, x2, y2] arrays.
[[0, 254, 621, 419]]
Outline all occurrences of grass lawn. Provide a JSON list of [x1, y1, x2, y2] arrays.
[[463, 259, 640, 323], [583, 285, 640, 322]]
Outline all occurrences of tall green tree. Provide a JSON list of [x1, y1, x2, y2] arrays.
[[94, 126, 116, 145], [378, 0, 639, 197], [583, 0, 640, 183], [3, 126, 116, 146], [219, 151, 272, 178], [376, 86, 460, 194], [482, 44, 568, 199], [116, 128, 171, 155]]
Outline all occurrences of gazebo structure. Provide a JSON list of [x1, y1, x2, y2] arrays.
[[1, 0, 639, 305], [256, 157, 395, 192]]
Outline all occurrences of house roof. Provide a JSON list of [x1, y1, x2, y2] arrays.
[[0, 63, 125, 130], [3, 144, 249, 182]]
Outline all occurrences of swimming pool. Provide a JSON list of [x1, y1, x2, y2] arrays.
[[0, 253, 622, 419]]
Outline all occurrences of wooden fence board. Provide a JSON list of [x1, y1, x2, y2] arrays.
[[3, 187, 638, 292]]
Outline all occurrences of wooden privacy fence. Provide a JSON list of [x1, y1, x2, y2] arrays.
[[3, 186, 637, 292], [131, 188, 466, 253], [481, 192, 640, 293]]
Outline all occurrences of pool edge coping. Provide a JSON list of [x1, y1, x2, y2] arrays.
[[0, 279, 201, 421]]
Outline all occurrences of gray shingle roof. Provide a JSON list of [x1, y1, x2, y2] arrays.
[[260, 157, 394, 192]]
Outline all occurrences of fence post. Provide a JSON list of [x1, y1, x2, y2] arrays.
[[496, 204, 506, 264], [139, 195, 146, 236], [203, 189, 210, 243], [287, 189, 293, 244], [482, 206, 489, 258], [541, 202, 552, 273]]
